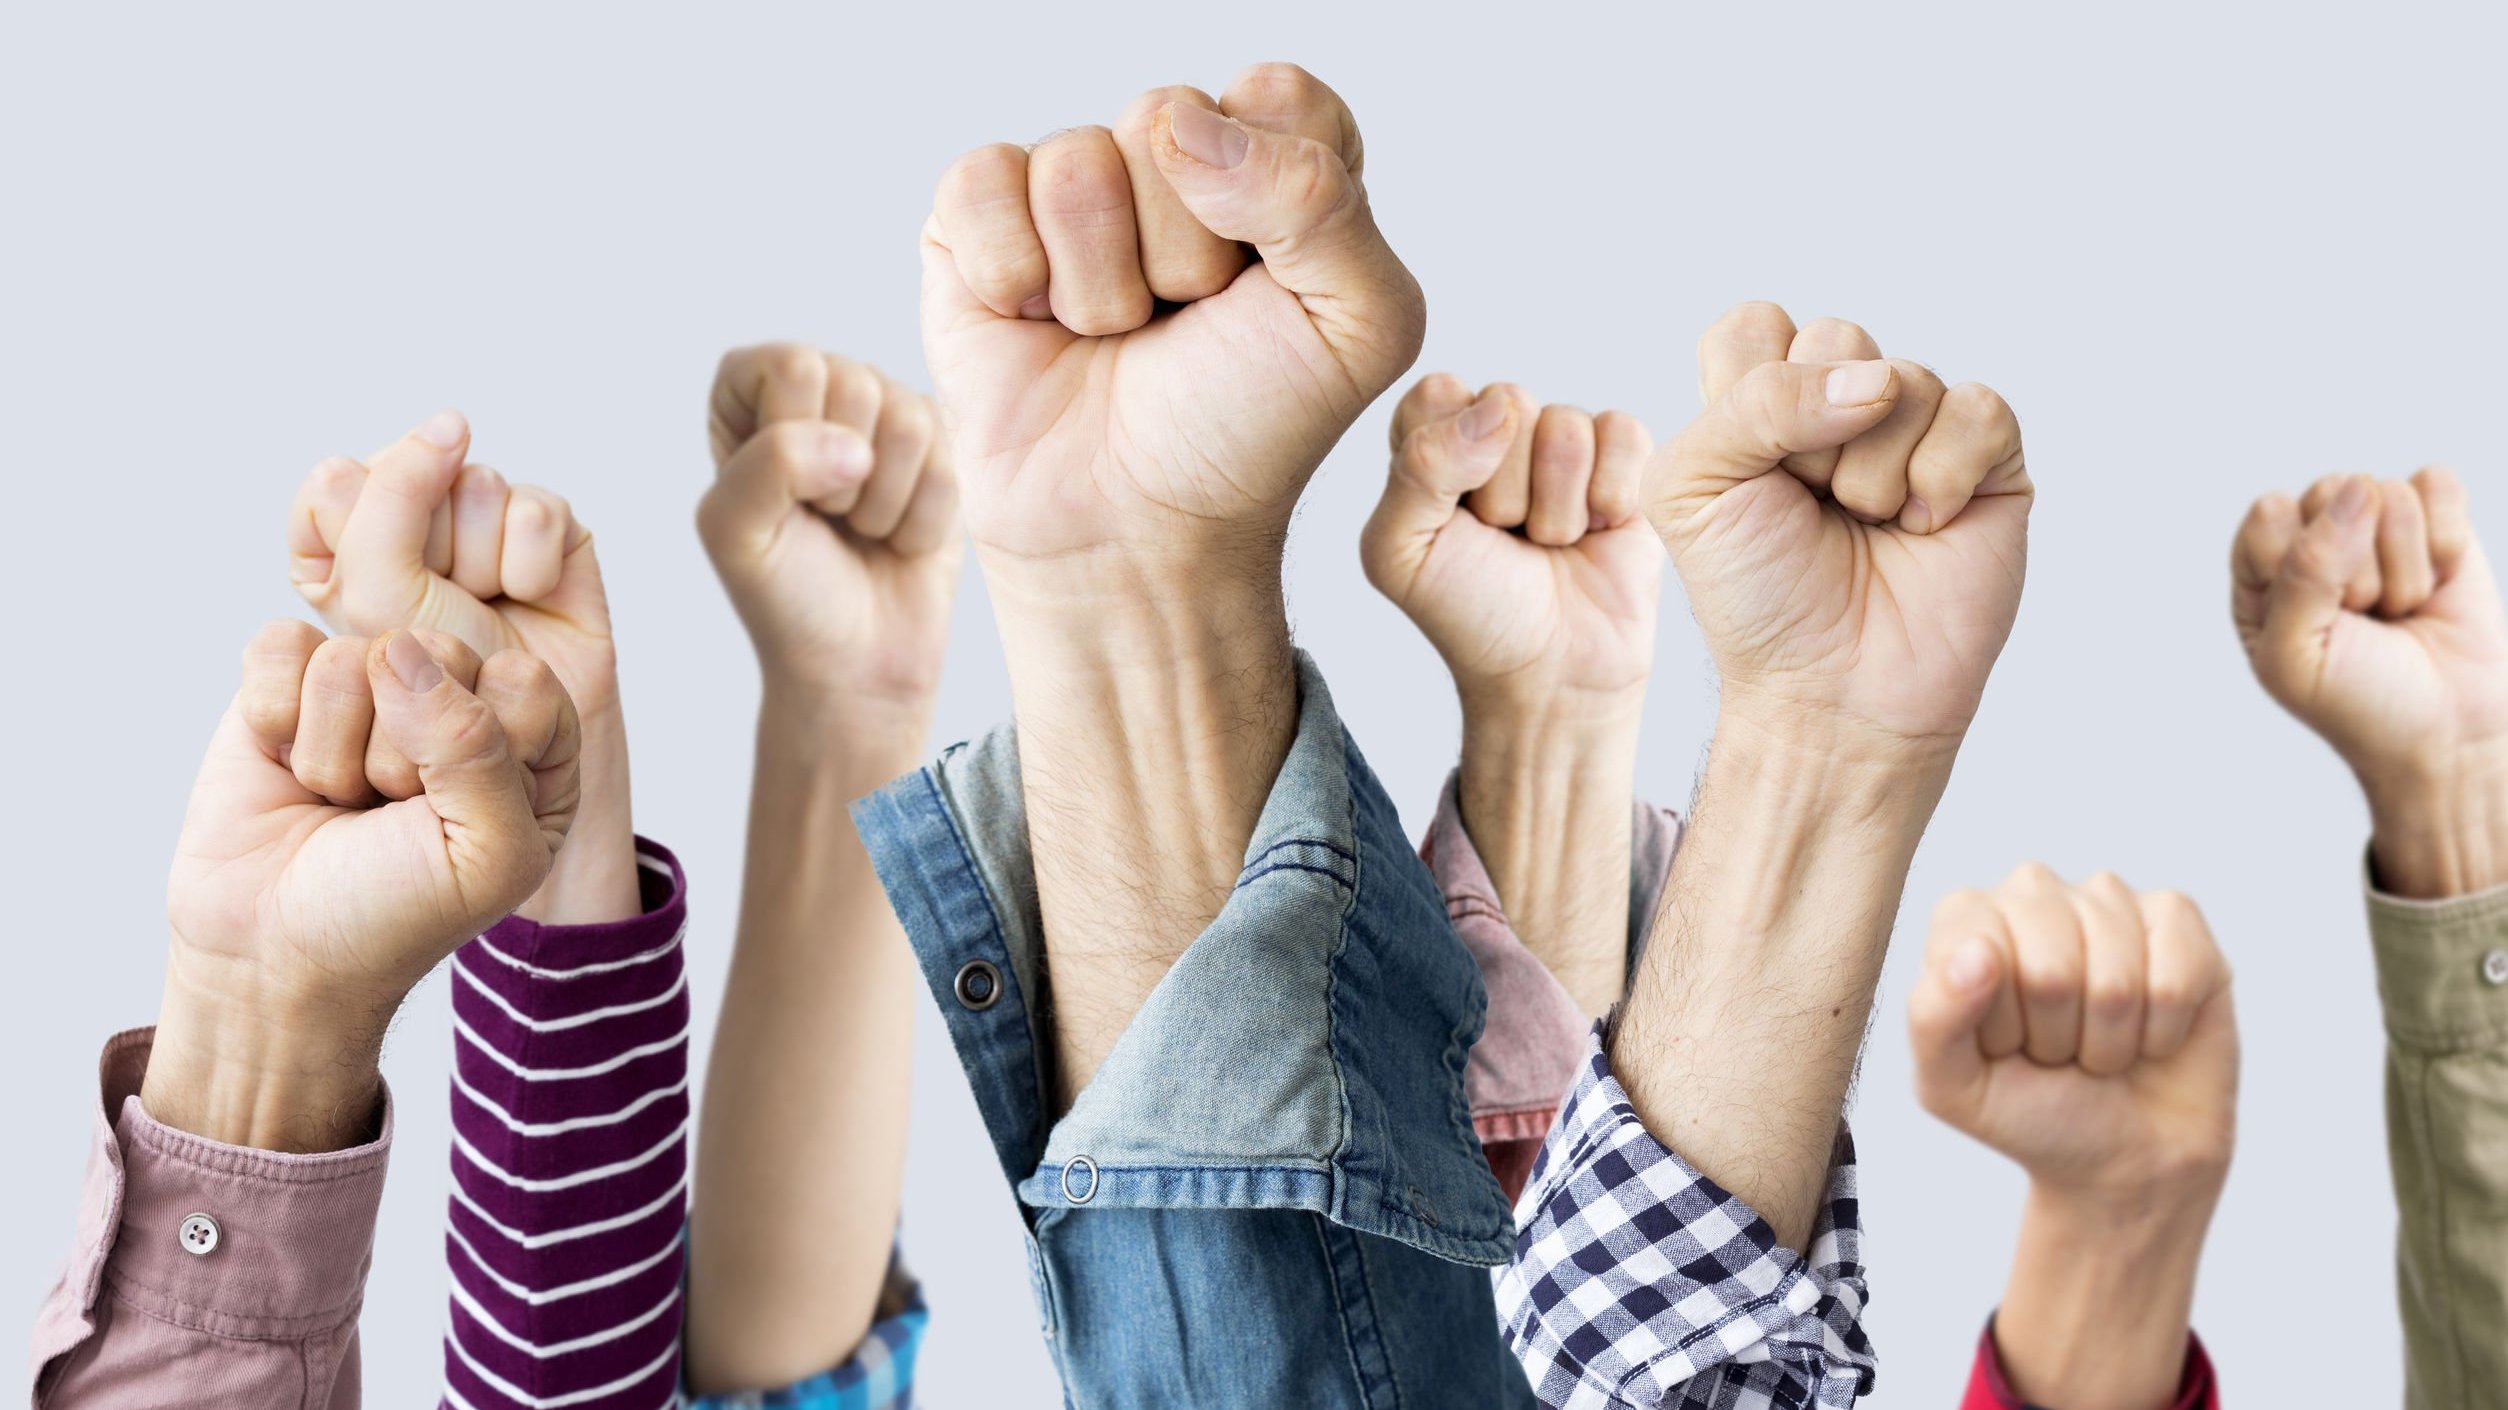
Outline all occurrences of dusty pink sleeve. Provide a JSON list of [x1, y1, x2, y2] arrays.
[[29, 1028, 386, 1410], [1419, 773, 1682, 1204]]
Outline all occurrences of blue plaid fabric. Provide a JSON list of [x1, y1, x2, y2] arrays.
[[684, 1281, 927, 1410], [1492, 1029, 1873, 1409]]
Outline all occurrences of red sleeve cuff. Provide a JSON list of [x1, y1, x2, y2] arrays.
[[1964, 1315, 2217, 1410]]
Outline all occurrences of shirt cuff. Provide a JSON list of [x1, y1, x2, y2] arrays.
[[39, 1027, 392, 1356], [684, 1264, 928, 1409], [1493, 1025, 1872, 1408], [2364, 852, 2508, 1053], [1963, 1317, 2217, 1410]]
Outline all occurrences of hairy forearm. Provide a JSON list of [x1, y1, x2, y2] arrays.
[[1457, 698, 1643, 1018], [686, 694, 922, 1395], [1995, 1181, 2218, 1410], [988, 554, 1298, 1110], [519, 704, 643, 924], [141, 951, 390, 1153], [1614, 711, 1945, 1249], [2364, 744, 2508, 898]]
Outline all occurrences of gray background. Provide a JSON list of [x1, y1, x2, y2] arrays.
[[5, 1, 2500, 1402]]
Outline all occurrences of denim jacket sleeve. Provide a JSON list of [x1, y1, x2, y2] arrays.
[[29, 1029, 387, 1410], [2367, 865, 2508, 1410]]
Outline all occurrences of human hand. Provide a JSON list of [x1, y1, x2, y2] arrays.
[[923, 63, 1423, 592], [1652, 304, 2029, 767], [151, 622, 579, 1150], [2233, 469, 2508, 896], [1363, 376, 1663, 714], [699, 345, 960, 748], [288, 408, 633, 921], [1909, 865, 2236, 1197]]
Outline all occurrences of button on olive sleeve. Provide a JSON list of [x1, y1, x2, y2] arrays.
[[2366, 868, 2508, 1410]]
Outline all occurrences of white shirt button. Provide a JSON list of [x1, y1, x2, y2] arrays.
[[178, 1212, 220, 1256], [2482, 949, 2508, 987]]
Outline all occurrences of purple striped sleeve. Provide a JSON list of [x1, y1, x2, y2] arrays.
[[441, 839, 691, 1410]]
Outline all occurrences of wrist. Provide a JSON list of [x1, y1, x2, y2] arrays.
[[2362, 741, 2508, 897], [521, 702, 643, 925], [756, 688, 932, 794], [141, 946, 394, 1153], [1995, 1179, 2217, 1410]]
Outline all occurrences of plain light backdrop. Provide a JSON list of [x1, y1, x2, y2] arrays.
[[6, 2, 2501, 1403]]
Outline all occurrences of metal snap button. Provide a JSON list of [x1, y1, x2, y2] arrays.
[[953, 959, 1002, 1011], [1060, 1155, 1099, 1205], [178, 1212, 220, 1257], [2483, 949, 2508, 987]]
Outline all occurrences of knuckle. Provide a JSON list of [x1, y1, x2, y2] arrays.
[[1710, 300, 1793, 348]]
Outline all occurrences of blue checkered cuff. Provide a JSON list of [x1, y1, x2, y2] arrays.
[[1493, 1028, 1872, 1408], [685, 1273, 926, 1409]]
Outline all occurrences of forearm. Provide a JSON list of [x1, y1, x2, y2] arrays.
[[1456, 697, 1642, 1018], [987, 553, 1298, 1108], [686, 695, 922, 1396], [519, 704, 643, 924], [1994, 1182, 2218, 1410], [1614, 710, 1943, 1248]]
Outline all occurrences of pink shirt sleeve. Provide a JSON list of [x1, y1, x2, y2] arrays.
[[1418, 773, 1682, 1203], [29, 1027, 389, 1409]]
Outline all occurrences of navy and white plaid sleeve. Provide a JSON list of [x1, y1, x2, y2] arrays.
[[1491, 1026, 1873, 1409]]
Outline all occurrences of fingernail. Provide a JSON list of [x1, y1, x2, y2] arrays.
[[821, 424, 872, 477], [1165, 103, 1249, 169], [1459, 392, 1510, 442], [384, 632, 443, 692], [413, 408, 467, 449], [1946, 937, 1995, 991], [1824, 361, 1892, 406], [1017, 293, 1053, 320], [1900, 495, 1934, 535], [2332, 476, 2375, 522]]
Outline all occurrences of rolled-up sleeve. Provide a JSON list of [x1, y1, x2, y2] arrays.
[[2367, 868, 2508, 1410], [1492, 1029, 1871, 1409], [30, 1028, 389, 1409]]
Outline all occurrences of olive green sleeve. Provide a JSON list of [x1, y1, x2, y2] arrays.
[[2368, 866, 2508, 1410]]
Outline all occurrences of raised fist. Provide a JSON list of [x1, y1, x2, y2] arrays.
[[2233, 468, 2508, 800], [289, 409, 615, 717], [1652, 303, 2029, 755], [699, 345, 961, 715], [1362, 376, 1664, 710], [922, 63, 1424, 576], [167, 623, 581, 1020], [1908, 865, 2237, 1194]]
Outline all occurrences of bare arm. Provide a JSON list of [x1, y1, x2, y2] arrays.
[[683, 347, 960, 1393]]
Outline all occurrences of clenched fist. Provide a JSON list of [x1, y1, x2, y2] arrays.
[[1363, 377, 1664, 709], [2233, 469, 2508, 896], [1909, 865, 2237, 1194], [922, 63, 1423, 578], [152, 623, 579, 1150], [288, 408, 635, 921], [699, 345, 961, 722], [1654, 303, 2029, 758]]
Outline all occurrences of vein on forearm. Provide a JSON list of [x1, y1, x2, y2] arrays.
[[1457, 706, 1642, 1018], [994, 559, 1298, 1111], [1613, 722, 1941, 1250]]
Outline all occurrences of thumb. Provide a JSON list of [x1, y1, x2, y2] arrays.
[[366, 631, 548, 923], [331, 409, 470, 629], [1654, 360, 1900, 533], [1362, 385, 1519, 594], [1148, 102, 1423, 386], [2262, 476, 2378, 672], [1909, 934, 2003, 1123]]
